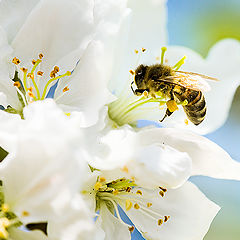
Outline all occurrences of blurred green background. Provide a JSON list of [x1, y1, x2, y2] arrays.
[[168, 0, 240, 239]]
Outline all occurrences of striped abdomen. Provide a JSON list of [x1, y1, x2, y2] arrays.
[[174, 88, 206, 125]]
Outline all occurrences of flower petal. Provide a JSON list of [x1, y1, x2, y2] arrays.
[[97, 203, 131, 240], [12, 0, 95, 74], [119, 182, 219, 240], [0, 0, 40, 42], [109, 0, 167, 94], [138, 128, 240, 180], [127, 143, 192, 189], [9, 228, 47, 240], [0, 100, 89, 222]]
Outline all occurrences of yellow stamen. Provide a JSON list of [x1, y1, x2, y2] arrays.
[[99, 177, 106, 182], [12, 57, 20, 65], [134, 49, 139, 54], [20, 67, 28, 73], [184, 119, 189, 125], [147, 203, 152, 208], [113, 190, 119, 195], [27, 73, 34, 79], [22, 211, 30, 217], [128, 226, 135, 233], [50, 70, 56, 78], [166, 100, 179, 112], [32, 59, 36, 65], [37, 71, 44, 76], [1, 204, 9, 213], [122, 166, 129, 173], [173, 56, 186, 70], [28, 87, 33, 92], [134, 203, 140, 209], [136, 190, 142, 195], [63, 86, 69, 93], [159, 191, 164, 197], [158, 219, 163, 226], [54, 66, 60, 73], [39, 53, 44, 59], [0, 218, 10, 239], [13, 81, 21, 88], [31, 59, 41, 74], [141, 48, 146, 52], [125, 200, 133, 211], [161, 47, 167, 64], [159, 187, 167, 192], [94, 182, 102, 191], [164, 216, 170, 222], [28, 91, 36, 99], [65, 112, 71, 116], [129, 70, 135, 75], [41, 71, 71, 100]]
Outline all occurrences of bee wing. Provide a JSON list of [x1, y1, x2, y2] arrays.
[[158, 71, 215, 92]]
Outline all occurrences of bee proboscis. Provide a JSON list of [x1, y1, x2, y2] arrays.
[[131, 56, 218, 125]]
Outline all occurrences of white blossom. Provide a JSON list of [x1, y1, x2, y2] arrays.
[[0, 100, 96, 240]]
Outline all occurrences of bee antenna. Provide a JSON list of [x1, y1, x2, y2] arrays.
[[131, 81, 135, 94]]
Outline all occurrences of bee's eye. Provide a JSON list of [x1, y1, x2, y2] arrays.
[[164, 72, 169, 76]]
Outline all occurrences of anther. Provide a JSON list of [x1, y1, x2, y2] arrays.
[[184, 119, 189, 125], [159, 187, 167, 192], [142, 48, 146, 52], [50, 71, 56, 78], [159, 191, 164, 197], [13, 81, 21, 88], [39, 53, 44, 59], [1, 204, 9, 213], [27, 73, 34, 80], [122, 166, 129, 173], [136, 190, 142, 195], [28, 87, 33, 92], [128, 226, 135, 233], [126, 200, 133, 211], [99, 177, 106, 182], [158, 219, 163, 226], [164, 216, 170, 222], [129, 70, 135, 75], [54, 66, 59, 73], [32, 59, 37, 65], [63, 86, 69, 93], [12, 57, 20, 65], [113, 190, 119, 195], [20, 67, 28, 73], [94, 182, 102, 191], [134, 203, 140, 209], [22, 211, 30, 217], [134, 49, 139, 54], [147, 203, 152, 208], [143, 91, 148, 98], [37, 71, 44, 76], [28, 92, 35, 98]]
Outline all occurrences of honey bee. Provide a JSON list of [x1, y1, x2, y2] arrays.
[[131, 63, 218, 125]]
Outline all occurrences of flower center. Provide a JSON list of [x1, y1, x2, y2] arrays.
[[91, 175, 170, 232], [108, 47, 188, 127], [4, 54, 72, 118], [0, 184, 22, 240]]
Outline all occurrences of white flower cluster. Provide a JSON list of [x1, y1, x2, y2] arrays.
[[0, 0, 240, 240]]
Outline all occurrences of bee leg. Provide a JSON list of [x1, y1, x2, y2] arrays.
[[134, 89, 148, 96], [159, 109, 173, 122]]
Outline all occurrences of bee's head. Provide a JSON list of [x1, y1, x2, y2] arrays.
[[134, 64, 148, 89]]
